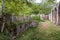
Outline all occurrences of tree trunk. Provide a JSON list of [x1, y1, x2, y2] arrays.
[[1, 0, 4, 32]]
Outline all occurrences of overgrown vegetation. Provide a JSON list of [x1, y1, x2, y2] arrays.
[[31, 15, 41, 22], [15, 21, 60, 40], [1, 21, 60, 40], [0, 0, 59, 40]]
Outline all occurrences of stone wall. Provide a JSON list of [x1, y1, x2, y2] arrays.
[[51, 2, 60, 25], [0, 14, 39, 38]]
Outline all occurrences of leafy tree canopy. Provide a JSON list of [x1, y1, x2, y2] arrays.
[[4, 0, 34, 15], [0, 0, 56, 15]]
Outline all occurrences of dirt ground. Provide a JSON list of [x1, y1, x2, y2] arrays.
[[38, 22, 49, 30]]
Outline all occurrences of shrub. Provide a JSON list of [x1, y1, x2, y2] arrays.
[[31, 15, 41, 22]]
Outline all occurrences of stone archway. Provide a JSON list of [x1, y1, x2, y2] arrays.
[[51, 7, 57, 25]]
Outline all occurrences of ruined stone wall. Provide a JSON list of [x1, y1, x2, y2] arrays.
[[57, 3, 60, 25], [51, 7, 58, 25], [0, 14, 39, 38], [50, 2, 60, 25]]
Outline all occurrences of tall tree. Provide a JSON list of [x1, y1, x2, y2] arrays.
[[38, 0, 56, 14]]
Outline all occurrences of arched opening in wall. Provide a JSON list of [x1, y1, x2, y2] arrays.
[[20, 25, 22, 28], [52, 10, 54, 12], [54, 7, 57, 24], [55, 7, 57, 11]]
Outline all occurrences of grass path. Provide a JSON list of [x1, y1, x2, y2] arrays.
[[39, 22, 48, 30], [38, 21, 60, 40]]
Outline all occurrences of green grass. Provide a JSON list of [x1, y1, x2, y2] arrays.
[[38, 21, 60, 40], [1, 21, 60, 40], [16, 21, 60, 40], [31, 16, 41, 22], [15, 27, 39, 40], [0, 33, 11, 40]]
